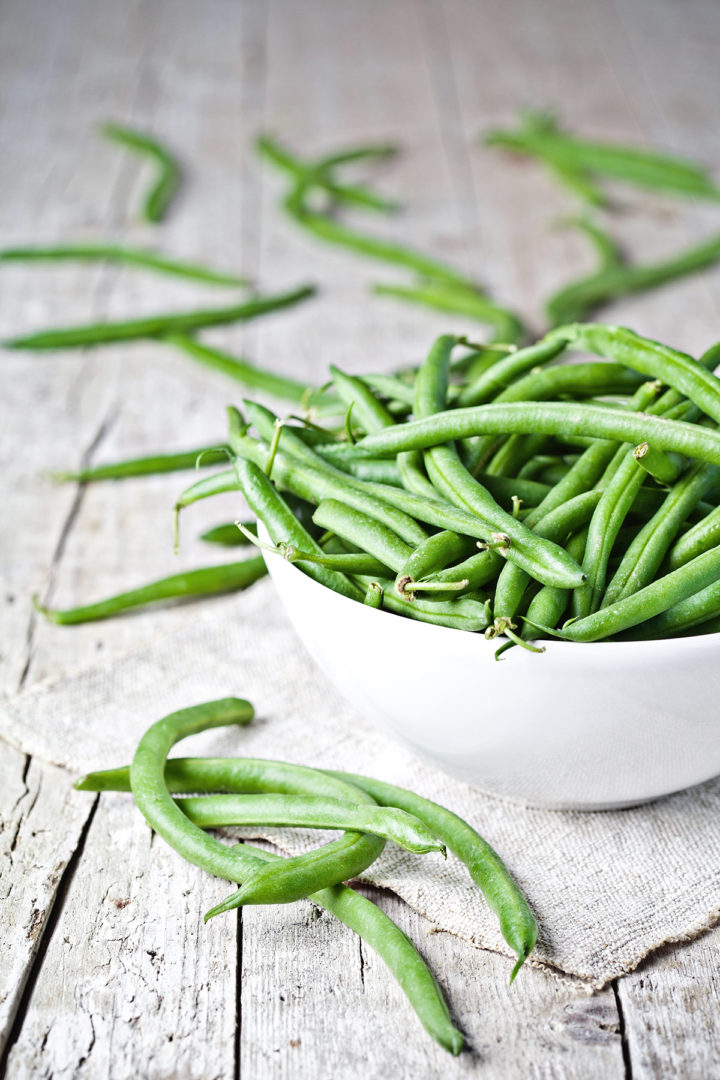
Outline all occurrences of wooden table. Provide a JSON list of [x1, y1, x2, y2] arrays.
[[2, 1, 719, 1076]]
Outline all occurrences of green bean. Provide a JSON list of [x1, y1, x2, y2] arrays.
[[350, 573, 491, 631], [485, 111, 720, 202], [323, 770, 537, 980], [355, 401, 720, 466], [285, 187, 470, 287], [176, 793, 444, 855], [206, 824, 387, 914], [462, 360, 646, 476], [101, 122, 182, 222], [364, 581, 384, 607], [329, 365, 395, 433], [533, 545, 720, 642], [200, 521, 256, 547], [129, 702, 384, 924], [232, 456, 358, 600], [547, 324, 720, 427], [603, 462, 720, 603], [414, 336, 586, 588], [5, 284, 315, 350], [0, 244, 248, 287], [621, 579, 720, 639], [77, 752, 464, 1053], [547, 230, 720, 326], [373, 281, 524, 345], [312, 499, 412, 573], [166, 334, 337, 411], [522, 530, 589, 643], [492, 491, 601, 624], [424, 548, 503, 595], [573, 446, 647, 618], [34, 555, 267, 625], [256, 134, 398, 213], [361, 372, 417, 407], [456, 336, 568, 408], [667, 504, 720, 570], [51, 444, 230, 483]]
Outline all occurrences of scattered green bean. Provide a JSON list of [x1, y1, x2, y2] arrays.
[[101, 122, 182, 222]]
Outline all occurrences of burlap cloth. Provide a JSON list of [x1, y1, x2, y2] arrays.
[[2, 579, 718, 989]]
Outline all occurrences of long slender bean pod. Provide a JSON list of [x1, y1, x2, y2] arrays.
[[354, 401, 720, 466], [256, 134, 398, 213], [233, 456, 358, 600], [547, 324, 720, 426], [312, 499, 413, 572], [603, 462, 720, 603], [485, 111, 720, 201], [5, 284, 315, 350], [52, 444, 230, 484], [34, 555, 267, 625], [177, 793, 444, 855], [0, 244, 248, 286], [531, 545, 720, 642], [547, 231, 720, 326], [667, 504, 720, 570], [323, 770, 537, 980]]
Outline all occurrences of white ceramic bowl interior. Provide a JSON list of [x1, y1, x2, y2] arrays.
[[258, 524, 720, 810]]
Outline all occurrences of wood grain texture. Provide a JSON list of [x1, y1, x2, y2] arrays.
[[0, 745, 94, 1061], [2, 0, 720, 1076]]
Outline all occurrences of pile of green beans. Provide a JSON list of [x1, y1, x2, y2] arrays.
[[75, 698, 539, 1053], [173, 324, 720, 652]]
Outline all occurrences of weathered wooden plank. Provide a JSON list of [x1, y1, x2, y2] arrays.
[[0, 744, 93, 1063], [240, 882, 626, 1080], [0, 0, 269, 695], [615, 925, 720, 1080], [3, 789, 238, 1080]]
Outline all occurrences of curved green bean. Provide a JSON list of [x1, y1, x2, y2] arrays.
[[101, 121, 182, 222], [233, 456, 358, 600], [323, 770, 537, 980]]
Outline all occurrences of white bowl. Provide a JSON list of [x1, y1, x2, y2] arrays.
[[259, 525, 720, 810]]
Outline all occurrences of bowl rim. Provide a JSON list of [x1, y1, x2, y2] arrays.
[[257, 521, 720, 656]]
